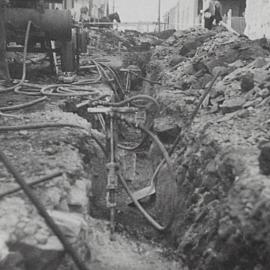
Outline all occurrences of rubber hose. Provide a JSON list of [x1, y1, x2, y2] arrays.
[[40, 84, 100, 97], [118, 173, 165, 231], [0, 171, 63, 199], [108, 95, 160, 110], [0, 97, 47, 112], [14, 84, 43, 96], [0, 123, 87, 132], [151, 72, 221, 183]]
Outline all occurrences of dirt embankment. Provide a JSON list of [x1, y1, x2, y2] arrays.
[[145, 26, 270, 270]]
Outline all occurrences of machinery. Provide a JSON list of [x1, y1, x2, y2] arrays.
[[0, 0, 79, 79]]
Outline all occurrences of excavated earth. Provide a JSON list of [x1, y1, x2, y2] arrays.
[[143, 26, 270, 270], [1, 26, 270, 270]]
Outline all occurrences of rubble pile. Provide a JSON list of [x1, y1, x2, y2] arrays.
[[87, 28, 162, 53], [145, 27, 270, 269]]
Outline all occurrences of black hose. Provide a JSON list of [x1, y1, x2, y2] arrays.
[[0, 171, 63, 199], [40, 84, 101, 97], [108, 95, 160, 110], [0, 150, 90, 270], [151, 72, 221, 183], [0, 97, 47, 112], [118, 173, 166, 231], [0, 123, 86, 132]]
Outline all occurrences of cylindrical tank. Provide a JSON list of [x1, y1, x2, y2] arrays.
[[5, 8, 73, 41]]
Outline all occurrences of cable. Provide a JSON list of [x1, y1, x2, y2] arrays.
[[0, 123, 87, 132], [0, 97, 47, 112], [0, 171, 63, 199], [150, 72, 221, 184], [40, 84, 101, 97], [14, 84, 43, 96], [118, 173, 170, 231], [0, 150, 90, 270], [108, 95, 160, 110]]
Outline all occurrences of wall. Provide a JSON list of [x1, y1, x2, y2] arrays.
[[53, 0, 108, 20], [219, 0, 246, 16], [245, 0, 270, 39], [164, 0, 199, 30]]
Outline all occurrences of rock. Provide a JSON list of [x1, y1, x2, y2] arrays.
[[259, 88, 270, 98], [0, 232, 9, 262], [169, 56, 186, 67], [258, 142, 270, 175], [212, 66, 229, 77], [251, 57, 267, 68], [211, 81, 226, 98], [154, 116, 181, 143], [183, 63, 195, 75], [68, 180, 89, 213], [241, 72, 255, 92], [179, 39, 200, 56], [8, 243, 63, 270], [0, 252, 25, 270], [220, 97, 245, 114]]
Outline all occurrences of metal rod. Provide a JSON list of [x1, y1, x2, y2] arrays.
[[0, 171, 63, 199], [158, 0, 161, 33], [0, 150, 90, 270], [109, 115, 116, 240]]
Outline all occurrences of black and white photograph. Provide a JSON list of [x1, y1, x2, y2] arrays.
[[0, 0, 269, 269]]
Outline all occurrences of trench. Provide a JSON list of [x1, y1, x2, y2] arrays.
[[2, 25, 270, 270], [61, 52, 179, 242]]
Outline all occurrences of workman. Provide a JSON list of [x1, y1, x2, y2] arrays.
[[204, 0, 222, 30]]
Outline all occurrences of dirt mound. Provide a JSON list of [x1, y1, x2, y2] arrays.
[[145, 26, 270, 270]]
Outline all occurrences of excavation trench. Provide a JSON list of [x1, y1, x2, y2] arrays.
[[2, 26, 270, 270], [0, 48, 184, 270]]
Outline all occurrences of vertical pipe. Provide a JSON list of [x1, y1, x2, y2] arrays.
[[158, 0, 161, 32]]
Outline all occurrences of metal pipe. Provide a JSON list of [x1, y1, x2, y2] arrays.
[[0, 123, 86, 132], [0, 150, 90, 270], [5, 8, 72, 41], [0, 171, 63, 199]]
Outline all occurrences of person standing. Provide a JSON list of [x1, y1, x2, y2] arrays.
[[214, 0, 223, 25], [204, 0, 216, 30]]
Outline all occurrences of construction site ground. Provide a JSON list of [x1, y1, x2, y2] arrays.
[[1, 26, 270, 270]]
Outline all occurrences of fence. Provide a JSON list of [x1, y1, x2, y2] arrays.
[[84, 22, 168, 33]]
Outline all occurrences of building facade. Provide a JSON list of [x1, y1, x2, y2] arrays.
[[163, 0, 270, 40], [53, 0, 109, 21]]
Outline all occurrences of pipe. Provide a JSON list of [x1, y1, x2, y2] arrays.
[[0, 123, 86, 132], [151, 72, 221, 183], [108, 95, 160, 110], [0, 150, 90, 270], [5, 8, 72, 41], [118, 173, 166, 231], [0, 171, 63, 199], [0, 96, 47, 112]]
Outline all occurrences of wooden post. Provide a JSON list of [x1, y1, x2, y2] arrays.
[[0, 0, 10, 80], [228, 9, 232, 28]]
